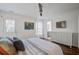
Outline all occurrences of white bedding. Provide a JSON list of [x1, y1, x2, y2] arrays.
[[18, 39, 47, 55], [18, 38, 63, 55], [27, 38, 63, 55]]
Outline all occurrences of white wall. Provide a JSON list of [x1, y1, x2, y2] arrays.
[[78, 16, 79, 48], [49, 10, 79, 47], [52, 13, 78, 33], [0, 10, 36, 39]]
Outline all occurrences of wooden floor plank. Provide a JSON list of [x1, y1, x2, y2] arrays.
[[52, 42, 79, 55]]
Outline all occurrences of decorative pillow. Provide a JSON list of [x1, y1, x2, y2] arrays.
[[13, 40, 25, 51], [0, 41, 17, 55]]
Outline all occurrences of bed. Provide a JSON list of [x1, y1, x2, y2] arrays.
[[19, 37, 63, 55], [0, 37, 63, 55]]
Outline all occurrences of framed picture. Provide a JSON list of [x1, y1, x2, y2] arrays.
[[56, 21, 66, 28], [24, 22, 34, 30]]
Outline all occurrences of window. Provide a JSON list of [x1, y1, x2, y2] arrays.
[[36, 21, 43, 37], [47, 21, 52, 31], [5, 20, 15, 32]]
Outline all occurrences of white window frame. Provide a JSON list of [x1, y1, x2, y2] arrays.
[[36, 21, 43, 37], [47, 21, 52, 31], [5, 19, 15, 32]]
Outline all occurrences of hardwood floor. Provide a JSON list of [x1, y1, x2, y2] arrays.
[[52, 42, 79, 55], [42, 38, 79, 55]]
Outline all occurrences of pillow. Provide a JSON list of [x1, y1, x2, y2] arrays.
[[0, 41, 17, 55], [0, 37, 13, 44], [13, 39, 25, 51], [6, 37, 14, 43], [13, 37, 19, 41]]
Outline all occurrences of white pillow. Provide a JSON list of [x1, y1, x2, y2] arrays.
[[0, 37, 13, 44]]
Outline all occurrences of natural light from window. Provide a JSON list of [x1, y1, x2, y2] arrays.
[[47, 21, 52, 31], [36, 21, 43, 37], [5, 20, 15, 32]]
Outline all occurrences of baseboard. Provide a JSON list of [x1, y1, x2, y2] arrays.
[[52, 41, 70, 47], [52, 41, 78, 49], [72, 46, 78, 48]]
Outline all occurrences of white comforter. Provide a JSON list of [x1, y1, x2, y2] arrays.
[[27, 38, 63, 55], [18, 39, 47, 55], [18, 38, 63, 55]]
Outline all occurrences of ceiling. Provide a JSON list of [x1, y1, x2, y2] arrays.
[[0, 3, 79, 18]]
